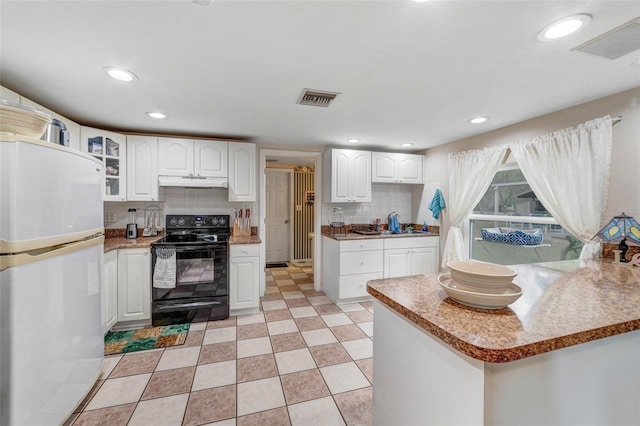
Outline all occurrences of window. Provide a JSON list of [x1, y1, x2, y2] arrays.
[[468, 164, 582, 265]]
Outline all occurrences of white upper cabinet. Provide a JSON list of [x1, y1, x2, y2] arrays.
[[195, 140, 227, 177], [127, 135, 162, 201], [323, 149, 372, 203], [228, 142, 256, 202], [157, 138, 194, 176], [81, 126, 127, 201], [372, 152, 424, 184], [158, 138, 227, 178]]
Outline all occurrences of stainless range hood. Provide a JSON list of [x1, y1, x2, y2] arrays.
[[158, 175, 228, 188]]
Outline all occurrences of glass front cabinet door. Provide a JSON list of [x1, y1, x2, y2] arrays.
[[80, 126, 127, 201]]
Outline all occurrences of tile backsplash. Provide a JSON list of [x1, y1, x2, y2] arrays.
[[321, 184, 414, 227], [104, 187, 258, 229], [105, 183, 436, 231]]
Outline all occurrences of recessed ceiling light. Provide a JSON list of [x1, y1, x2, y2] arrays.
[[347, 138, 360, 144], [104, 66, 138, 82], [538, 14, 591, 41], [147, 112, 167, 119], [401, 143, 414, 147], [468, 116, 488, 124]]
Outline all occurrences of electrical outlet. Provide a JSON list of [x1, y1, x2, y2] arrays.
[[104, 213, 115, 223]]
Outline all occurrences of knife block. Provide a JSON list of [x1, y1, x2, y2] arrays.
[[234, 218, 251, 236]]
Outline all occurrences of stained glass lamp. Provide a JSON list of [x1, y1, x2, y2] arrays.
[[595, 213, 640, 262]]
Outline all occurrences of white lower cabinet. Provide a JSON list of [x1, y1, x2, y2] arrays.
[[383, 237, 439, 278], [229, 244, 260, 315], [102, 250, 118, 334], [322, 237, 383, 303], [117, 248, 151, 323]]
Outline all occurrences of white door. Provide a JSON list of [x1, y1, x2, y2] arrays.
[[230, 255, 259, 310], [127, 135, 159, 201], [228, 142, 256, 201], [158, 138, 193, 176], [384, 249, 411, 278], [410, 247, 438, 275], [195, 140, 227, 177], [117, 248, 151, 322], [397, 154, 423, 183], [372, 152, 397, 182], [351, 150, 372, 202], [265, 169, 290, 263]]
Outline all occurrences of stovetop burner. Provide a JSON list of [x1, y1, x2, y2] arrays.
[[154, 214, 230, 246]]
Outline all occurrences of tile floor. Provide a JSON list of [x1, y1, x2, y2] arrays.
[[68, 264, 374, 426]]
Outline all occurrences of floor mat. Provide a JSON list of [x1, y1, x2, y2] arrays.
[[104, 323, 190, 355], [266, 262, 289, 268]]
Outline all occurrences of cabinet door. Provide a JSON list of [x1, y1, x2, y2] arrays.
[[102, 250, 118, 334], [397, 154, 423, 184], [384, 249, 411, 278], [127, 135, 160, 201], [410, 247, 438, 275], [372, 152, 397, 183], [228, 142, 256, 202], [195, 140, 227, 177], [350, 150, 372, 202], [80, 126, 127, 201], [158, 138, 194, 176], [117, 248, 151, 322], [230, 256, 259, 310], [332, 150, 352, 202]]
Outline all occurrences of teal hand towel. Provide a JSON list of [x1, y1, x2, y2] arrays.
[[428, 189, 446, 220]]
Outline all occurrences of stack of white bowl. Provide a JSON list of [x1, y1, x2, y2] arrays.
[[446, 260, 518, 294]]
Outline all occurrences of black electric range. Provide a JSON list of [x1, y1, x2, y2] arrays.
[[151, 215, 230, 325]]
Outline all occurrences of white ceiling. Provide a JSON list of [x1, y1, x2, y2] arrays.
[[1, 1, 639, 151]]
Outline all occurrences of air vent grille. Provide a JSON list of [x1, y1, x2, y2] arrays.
[[572, 17, 640, 60], [297, 89, 340, 107]]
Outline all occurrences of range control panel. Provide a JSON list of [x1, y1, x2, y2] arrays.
[[166, 215, 230, 229]]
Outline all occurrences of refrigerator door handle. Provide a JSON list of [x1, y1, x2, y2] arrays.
[[0, 235, 105, 271]]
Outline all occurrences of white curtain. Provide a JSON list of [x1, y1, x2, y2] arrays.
[[442, 145, 509, 268], [510, 116, 613, 261]]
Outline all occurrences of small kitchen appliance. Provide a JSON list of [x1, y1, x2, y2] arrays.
[[126, 208, 138, 239], [41, 118, 70, 146]]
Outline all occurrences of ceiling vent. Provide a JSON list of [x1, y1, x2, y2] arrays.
[[572, 17, 640, 59], [296, 89, 340, 107]]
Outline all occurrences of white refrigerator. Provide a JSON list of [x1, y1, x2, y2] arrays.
[[0, 134, 105, 425]]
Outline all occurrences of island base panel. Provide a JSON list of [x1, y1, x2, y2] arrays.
[[372, 300, 640, 425]]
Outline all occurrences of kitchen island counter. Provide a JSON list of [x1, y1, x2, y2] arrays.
[[367, 260, 640, 362], [367, 260, 640, 425]]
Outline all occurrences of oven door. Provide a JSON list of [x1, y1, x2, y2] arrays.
[[151, 244, 228, 325]]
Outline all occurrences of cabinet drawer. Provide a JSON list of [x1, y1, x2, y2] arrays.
[[340, 239, 383, 252], [339, 272, 382, 299], [230, 244, 260, 258], [383, 236, 437, 250], [340, 250, 383, 275]]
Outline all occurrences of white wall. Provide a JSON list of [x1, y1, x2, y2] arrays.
[[420, 87, 640, 262]]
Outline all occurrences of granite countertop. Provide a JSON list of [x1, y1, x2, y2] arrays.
[[104, 234, 166, 253], [367, 260, 640, 363], [323, 231, 439, 241], [230, 235, 262, 245]]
